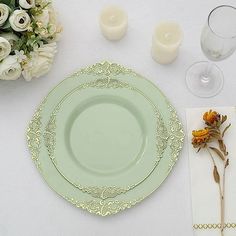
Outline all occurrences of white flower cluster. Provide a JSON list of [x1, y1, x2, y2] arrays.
[[0, 0, 62, 81]]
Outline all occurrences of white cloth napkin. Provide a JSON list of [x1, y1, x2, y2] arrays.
[[186, 107, 236, 236]]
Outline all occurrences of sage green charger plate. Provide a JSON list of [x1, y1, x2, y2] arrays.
[[45, 77, 165, 197], [27, 61, 184, 216]]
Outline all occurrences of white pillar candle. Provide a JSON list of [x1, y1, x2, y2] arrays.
[[151, 21, 183, 64], [99, 6, 128, 41]]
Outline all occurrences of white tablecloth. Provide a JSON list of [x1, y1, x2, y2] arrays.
[[1, 0, 236, 235]]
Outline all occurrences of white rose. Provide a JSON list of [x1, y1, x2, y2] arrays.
[[0, 33, 19, 49], [19, 0, 35, 9], [0, 37, 11, 61], [0, 3, 10, 27], [22, 43, 57, 81], [9, 10, 31, 32], [0, 55, 22, 81]]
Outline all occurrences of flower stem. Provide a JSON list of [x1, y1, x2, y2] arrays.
[[220, 183, 224, 236], [206, 146, 217, 167], [221, 161, 227, 236], [206, 147, 224, 236]]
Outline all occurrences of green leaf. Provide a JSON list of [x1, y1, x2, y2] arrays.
[[10, 0, 16, 5], [1, 0, 11, 5], [0, 0, 17, 8], [209, 147, 225, 161], [1, 21, 11, 31]]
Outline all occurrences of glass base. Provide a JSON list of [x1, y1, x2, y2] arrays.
[[186, 61, 224, 98]]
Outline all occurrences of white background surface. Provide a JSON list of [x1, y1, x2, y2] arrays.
[[1, 0, 236, 235]]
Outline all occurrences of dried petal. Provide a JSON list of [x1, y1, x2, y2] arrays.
[[203, 110, 221, 127], [192, 128, 210, 148]]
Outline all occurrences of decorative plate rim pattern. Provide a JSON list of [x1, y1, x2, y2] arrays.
[[43, 77, 169, 200], [27, 61, 184, 216]]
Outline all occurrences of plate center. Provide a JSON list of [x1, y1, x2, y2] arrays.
[[67, 99, 146, 175]]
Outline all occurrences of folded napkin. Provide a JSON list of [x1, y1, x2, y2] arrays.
[[186, 107, 236, 236]]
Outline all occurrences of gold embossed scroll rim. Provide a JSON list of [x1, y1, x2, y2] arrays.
[[27, 61, 184, 216]]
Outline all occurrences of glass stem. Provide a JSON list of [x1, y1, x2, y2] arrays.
[[204, 63, 212, 77], [201, 63, 212, 85]]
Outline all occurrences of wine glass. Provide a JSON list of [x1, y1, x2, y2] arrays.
[[186, 5, 236, 98]]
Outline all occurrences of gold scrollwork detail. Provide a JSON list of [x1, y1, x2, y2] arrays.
[[81, 186, 128, 200], [167, 103, 185, 171], [43, 78, 169, 200], [27, 102, 45, 170], [74, 61, 134, 77], [27, 61, 184, 216], [64, 196, 143, 216]]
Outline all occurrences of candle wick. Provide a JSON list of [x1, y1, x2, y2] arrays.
[[164, 33, 172, 40], [109, 15, 116, 24]]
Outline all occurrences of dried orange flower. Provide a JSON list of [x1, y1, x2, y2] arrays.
[[203, 110, 221, 127], [191, 109, 231, 236], [192, 128, 210, 148]]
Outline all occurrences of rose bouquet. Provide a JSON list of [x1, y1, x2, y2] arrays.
[[0, 0, 62, 81]]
